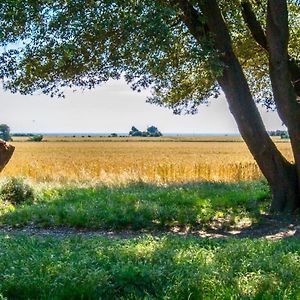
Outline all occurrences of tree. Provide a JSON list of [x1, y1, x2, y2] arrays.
[[0, 0, 299, 212], [129, 126, 162, 137], [0, 124, 12, 142], [147, 126, 162, 137], [129, 126, 143, 136]]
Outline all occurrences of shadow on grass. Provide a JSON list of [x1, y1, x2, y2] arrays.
[[0, 180, 270, 232]]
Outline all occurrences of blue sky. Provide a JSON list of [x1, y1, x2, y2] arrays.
[[0, 79, 285, 134]]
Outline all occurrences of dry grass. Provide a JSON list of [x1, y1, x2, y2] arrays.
[[2, 136, 293, 183]]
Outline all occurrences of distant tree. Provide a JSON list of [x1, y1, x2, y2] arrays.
[[0, 124, 12, 142], [129, 126, 162, 137], [147, 126, 162, 137], [280, 132, 289, 139], [28, 135, 43, 142], [110, 133, 118, 137], [129, 126, 139, 136], [131, 130, 143, 137], [142, 131, 149, 137], [268, 130, 289, 138]]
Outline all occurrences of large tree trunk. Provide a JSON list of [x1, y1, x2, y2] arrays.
[[266, 0, 300, 210], [177, 0, 299, 212], [0, 140, 15, 173], [241, 1, 300, 183]]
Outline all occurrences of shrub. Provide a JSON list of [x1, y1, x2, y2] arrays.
[[0, 177, 34, 205], [28, 135, 43, 142]]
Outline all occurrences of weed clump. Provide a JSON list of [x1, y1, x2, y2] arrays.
[[0, 177, 34, 205]]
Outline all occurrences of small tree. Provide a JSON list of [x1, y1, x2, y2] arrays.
[[0, 124, 12, 142]]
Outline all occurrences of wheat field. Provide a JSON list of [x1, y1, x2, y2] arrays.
[[1, 136, 293, 184]]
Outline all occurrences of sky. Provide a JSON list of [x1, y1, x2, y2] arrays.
[[0, 79, 285, 134]]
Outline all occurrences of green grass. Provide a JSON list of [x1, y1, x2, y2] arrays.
[[0, 234, 300, 299], [0, 181, 269, 230], [0, 180, 297, 299]]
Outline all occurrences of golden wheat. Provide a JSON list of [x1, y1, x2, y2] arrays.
[[1, 137, 293, 183]]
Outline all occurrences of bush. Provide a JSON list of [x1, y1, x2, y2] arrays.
[[0, 178, 34, 205], [28, 135, 43, 142]]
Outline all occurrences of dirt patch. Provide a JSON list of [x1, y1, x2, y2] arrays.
[[1, 215, 300, 240]]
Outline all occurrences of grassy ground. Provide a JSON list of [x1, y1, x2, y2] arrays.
[[0, 181, 269, 230], [1, 234, 300, 299], [2, 179, 300, 299]]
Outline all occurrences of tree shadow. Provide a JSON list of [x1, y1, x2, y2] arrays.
[[0, 180, 275, 235]]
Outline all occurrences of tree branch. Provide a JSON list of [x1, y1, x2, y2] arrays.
[[171, 0, 208, 42], [241, 0, 300, 97], [241, 0, 268, 50]]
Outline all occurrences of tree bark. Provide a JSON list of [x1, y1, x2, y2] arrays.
[[0, 140, 15, 173], [266, 0, 300, 209], [241, 0, 300, 98], [176, 0, 299, 211]]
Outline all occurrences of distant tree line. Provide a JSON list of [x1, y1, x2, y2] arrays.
[[13, 133, 35, 137], [129, 126, 162, 137], [0, 124, 43, 142], [268, 130, 289, 139]]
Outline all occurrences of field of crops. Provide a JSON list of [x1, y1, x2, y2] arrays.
[[1, 136, 293, 183]]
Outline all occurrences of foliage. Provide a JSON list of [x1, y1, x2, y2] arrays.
[[28, 135, 43, 142], [129, 126, 162, 137], [1, 234, 300, 299], [129, 126, 143, 137], [0, 181, 269, 230], [0, 177, 34, 205], [1, 1, 298, 113], [0, 124, 12, 142], [268, 130, 290, 139]]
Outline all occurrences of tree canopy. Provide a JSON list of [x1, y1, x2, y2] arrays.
[[1, 1, 298, 113]]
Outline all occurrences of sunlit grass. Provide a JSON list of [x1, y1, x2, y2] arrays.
[[0, 234, 300, 299]]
